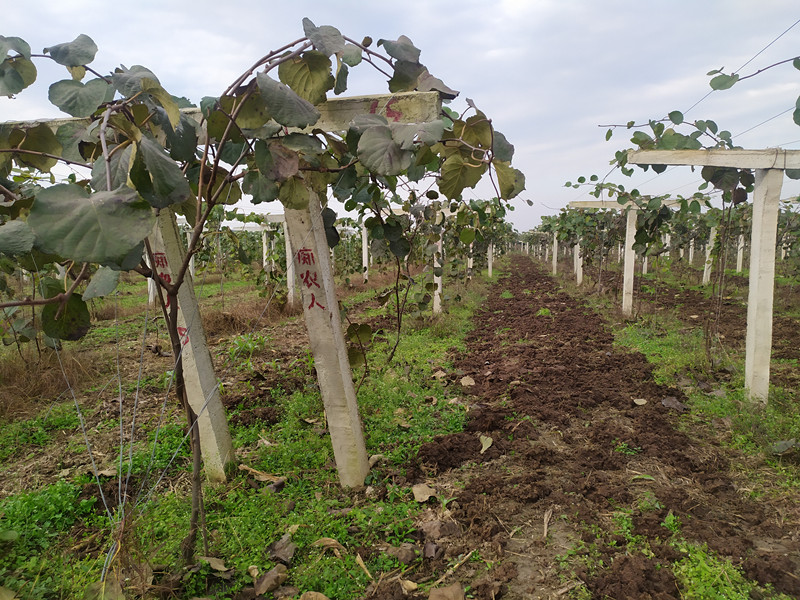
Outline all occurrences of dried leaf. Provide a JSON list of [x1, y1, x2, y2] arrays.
[[238, 464, 281, 482], [479, 435, 493, 454], [312, 537, 346, 557], [460, 376, 476, 387], [633, 398, 647, 406], [399, 579, 418, 594], [432, 370, 447, 379], [247, 565, 259, 579], [661, 396, 688, 413], [772, 439, 796, 455], [255, 564, 288, 595], [355, 553, 373, 580], [269, 533, 298, 564], [429, 582, 465, 600], [300, 593, 330, 600], [0, 587, 18, 600], [412, 483, 436, 502], [198, 556, 228, 572]]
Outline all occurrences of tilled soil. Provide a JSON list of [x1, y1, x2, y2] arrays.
[[375, 255, 800, 599]]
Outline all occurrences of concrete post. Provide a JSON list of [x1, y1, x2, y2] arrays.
[[737, 234, 745, 273], [149, 211, 234, 483], [622, 208, 637, 317], [433, 237, 443, 315], [361, 223, 369, 284], [573, 244, 583, 286], [283, 221, 296, 308], [702, 227, 716, 286], [284, 192, 369, 487], [552, 232, 558, 275], [488, 242, 494, 278], [745, 169, 783, 402]]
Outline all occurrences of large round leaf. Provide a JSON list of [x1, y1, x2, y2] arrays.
[[82, 266, 120, 299], [0, 220, 35, 255], [41, 293, 90, 340], [256, 73, 320, 128], [0, 56, 36, 96], [44, 34, 98, 67], [357, 126, 412, 176], [278, 51, 334, 105], [29, 183, 155, 263], [48, 78, 111, 117]]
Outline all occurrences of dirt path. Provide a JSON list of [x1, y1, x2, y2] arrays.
[[385, 256, 800, 599]]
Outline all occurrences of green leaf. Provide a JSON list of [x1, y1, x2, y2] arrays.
[[136, 136, 192, 207], [302, 18, 345, 56], [256, 73, 320, 128], [243, 171, 279, 204], [391, 120, 445, 149], [163, 114, 198, 161], [357, 126, 412, 175], [0, 35, 31, 60], [793, 105, 800, 127], [92, 144, 133, 190], [48, 78, 112, 117], [348, 346, 366, 368], [378, 36, 420, 63], [388, 60, 425, 93], [416, 70, 458, 100], [0, 57, 37, 96], [459, 228, 476, 245], [281, 133, 324, 155], [493, 160, 525, 200], [605, 128, 613, 141], [438, 153, 486, 199], [112, 65, 159, 98], [668, 110, 684, 125], [41, 292, 90, 340], [334, 62, 348, 95], [44, 34, 98, 66], [492, 130, 514, 162], [265, 141, 300, 181], [689, 200, 701, 213], [340, 43, 362, 67], [0, 529, 19, 542], [29, 183, 155, 263], [140, 78, 180, 129], [278, 176, 310, 210], [278, 51, 334, 105], [709, 73, 739, 90], [389, 237, 411, 258], [701, 166, 739, 191], [0, 220, 35, 255], [794, 58, 800, 71], [17, 123, 62, 171], [82, 266, 120, 300]]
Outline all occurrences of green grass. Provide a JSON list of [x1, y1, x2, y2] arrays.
[[0, 271, 490, 599], [0, 403, 79, 463]]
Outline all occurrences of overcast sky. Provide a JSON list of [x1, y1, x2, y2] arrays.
[[3, 1, 799, 231]]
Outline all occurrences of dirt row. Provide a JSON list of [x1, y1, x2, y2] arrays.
[[374, 255, 800, 599]]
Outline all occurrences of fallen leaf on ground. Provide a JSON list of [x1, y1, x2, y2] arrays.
[[300, 593, 330, 600], [479, 435, 493, 454], [198, 556, 228, 571], [460, 376, 475, 387], [428, 582, 465, 600], [661, 396, 688, 412], [312, 537, 346, 557], [238, 464, 281, 482], [255, 564, 288, 595], [269, 533, 297, 564], [412, 483, 436, 502]]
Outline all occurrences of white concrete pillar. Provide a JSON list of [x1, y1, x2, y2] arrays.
[[642, 255, 648, 275], [552, 232, 558, 276], [361, 224, 369, 284], [149, 212, 234, 483], [689, 239, 695, 265], [283, 221, 296, 308], [284, 192, 369, 486], [488, 242, 494, 278], [573, 244, 583, 286], [745, 169, 783, 402], [622, 209, 637, 317], [702, 227, 716, 286], [736, 234, 745, 273], [433, 237, 443, 315]]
